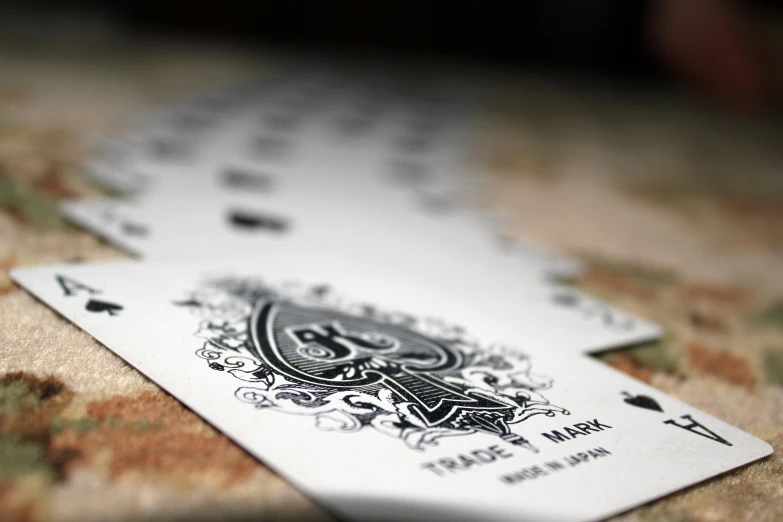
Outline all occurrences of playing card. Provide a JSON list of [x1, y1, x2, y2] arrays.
[[82, 61, 482, 208], [75, 62, 583, 281], [65, 115, 582, 281], [12, 260, 771, 522], [40, 211, 655, 349], [82, 71, 293, 194], [89, 74, 478, 199], [60, 176, 574, 274]]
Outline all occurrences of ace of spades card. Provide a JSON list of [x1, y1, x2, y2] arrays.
[[12, 258, 772, 522]]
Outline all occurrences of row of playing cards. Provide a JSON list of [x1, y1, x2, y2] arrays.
[[13, 62, 771, 522]]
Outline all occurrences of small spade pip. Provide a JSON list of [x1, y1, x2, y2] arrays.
[[85, 298, 123, 316], [229, 210, 287, 233], [622, 391, 663, 412], [121, 221, 149, 238]]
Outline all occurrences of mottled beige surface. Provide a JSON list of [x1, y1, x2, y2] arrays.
[[1, 31, 781, 522]]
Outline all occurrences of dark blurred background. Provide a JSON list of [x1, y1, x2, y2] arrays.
[[3, 0, 783, 113]]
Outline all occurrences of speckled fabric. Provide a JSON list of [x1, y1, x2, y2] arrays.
[[1, 34, 781, 522]]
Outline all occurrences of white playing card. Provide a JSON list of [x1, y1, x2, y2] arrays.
[[11, 259, 771, 522], [58, 192, 649, 355], [78, 64, 583, 282], [82, 72, 289, 194], [58, 193, 627, 334], [78, 65, 581, 277], [66, 123, 583, 282]]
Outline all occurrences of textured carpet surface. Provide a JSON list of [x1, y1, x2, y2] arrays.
[[1, 33, 782, 522]]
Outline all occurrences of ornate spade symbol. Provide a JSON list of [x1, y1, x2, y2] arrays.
[[249, 301, 510, 427]]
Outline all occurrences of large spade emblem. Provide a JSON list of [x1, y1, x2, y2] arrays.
[[179, 278, 568, 452], [249, 301, 509, 426]]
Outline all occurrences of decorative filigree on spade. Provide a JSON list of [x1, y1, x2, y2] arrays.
[[176, 277, 568, 451]]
